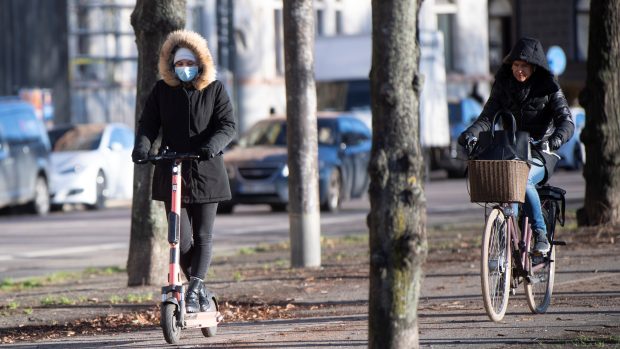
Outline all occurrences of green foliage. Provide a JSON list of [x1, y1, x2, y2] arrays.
[[40, 296, 74, 306], [232, 271, 244, 282], [0, 266, 125, 292]]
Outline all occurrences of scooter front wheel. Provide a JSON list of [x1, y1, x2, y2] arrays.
[[161, 303, 181, 344]]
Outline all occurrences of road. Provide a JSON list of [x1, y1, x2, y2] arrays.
[[0, 170, 585, 280]]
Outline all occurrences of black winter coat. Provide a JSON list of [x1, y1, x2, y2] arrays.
[[133, 30, 236, 203], [464, 37, 575, 179]]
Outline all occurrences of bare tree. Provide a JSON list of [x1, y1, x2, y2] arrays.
[[127, 0, 185, 286], [282, 0, 321, 267], [368, 0, 426, 348], [578, 0, 620, 226]]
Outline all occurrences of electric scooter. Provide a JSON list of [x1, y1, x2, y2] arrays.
[[137, 148, 223, 344]]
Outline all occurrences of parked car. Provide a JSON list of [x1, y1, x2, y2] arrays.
[[221, 113, 371, 213], [438, 97, 483, 178], [0, 97, 52, 215], [48, 123, 134, 210], [556, 107, 586, 170]]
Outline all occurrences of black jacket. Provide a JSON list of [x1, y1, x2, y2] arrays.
[[134, 30, 236, 203], [464, 37, 575, 177]]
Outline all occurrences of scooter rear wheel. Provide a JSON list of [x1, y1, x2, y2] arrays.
[[161, 303, 181, 344], [201, 294, 218, 337], [201, 326, 217, 337]]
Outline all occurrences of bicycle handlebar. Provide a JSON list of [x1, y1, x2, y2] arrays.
[[463, 137, 552, 160]]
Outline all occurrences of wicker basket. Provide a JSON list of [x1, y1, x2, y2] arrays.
[[467, 160, 530, 203]]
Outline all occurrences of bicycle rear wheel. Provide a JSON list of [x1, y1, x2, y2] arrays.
[[525, 200, 557, 313], [481, 208, 512, 322]]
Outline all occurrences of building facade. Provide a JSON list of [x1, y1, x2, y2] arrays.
[[2, 0, 589, 130], [487, 0, 589, 105]]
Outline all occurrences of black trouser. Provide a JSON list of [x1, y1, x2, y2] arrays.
[[165, 202, 218, 281]]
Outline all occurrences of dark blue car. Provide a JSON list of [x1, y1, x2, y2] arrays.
[[556, 107, 586, 170], [439, 97, 483, 178], [221, 113, 371, 213]]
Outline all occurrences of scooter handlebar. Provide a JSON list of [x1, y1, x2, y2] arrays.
[[135, 152, 201, 164]]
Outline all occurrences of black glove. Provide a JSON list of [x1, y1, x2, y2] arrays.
[[548, 135, 562, 151], [199, 147, 216, 159], [131, 149, 148, 163], [458, 132, 475, 147]]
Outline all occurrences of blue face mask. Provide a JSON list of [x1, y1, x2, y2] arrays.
[[175, 66, 199, 82]]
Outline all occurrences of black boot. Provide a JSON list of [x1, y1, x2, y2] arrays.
[[185, 277, 202, 313], [198, 282, 211, 312], [533, 228, 550, 254]]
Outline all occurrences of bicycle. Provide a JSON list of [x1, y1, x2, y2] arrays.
[[464, 140, 567, 322], [136, 148, 222, 344]]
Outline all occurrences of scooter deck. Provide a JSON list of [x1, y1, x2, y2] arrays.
[[183, 311, 223, 329]]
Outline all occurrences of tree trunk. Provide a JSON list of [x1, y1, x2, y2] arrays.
[[282, 0, 322, 268], [368, 1, 426, 348], [127, 0, 185, 286], [578, 0, 620, 226]]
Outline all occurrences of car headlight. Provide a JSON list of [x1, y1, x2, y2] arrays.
[[226, 164, 236, 179], [281, 164, 289, 177], [59, 164, 84, 175]]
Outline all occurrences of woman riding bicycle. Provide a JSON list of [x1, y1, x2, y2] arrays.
[[132, 30, 236, 313], [458, 37, 574, 254]]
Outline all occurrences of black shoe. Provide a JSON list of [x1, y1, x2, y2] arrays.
[[185, 278, 202, 313], [198, 283, 213, 312], [533, 229, 550, 254]]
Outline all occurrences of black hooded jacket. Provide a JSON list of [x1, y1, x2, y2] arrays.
[[463, 37, 575, 177], [134, 30, 236, 203]]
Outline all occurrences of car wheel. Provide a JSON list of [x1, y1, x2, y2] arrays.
[[321, 169, 341, 213], [217, 202, 234, 214], [30, 175, 50, 216], [573, 144, 584, 170], [87, 171, 106, 210], [270, 203, 287, 212]]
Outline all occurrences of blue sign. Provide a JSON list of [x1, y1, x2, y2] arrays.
[[547, 46, 567, 76]]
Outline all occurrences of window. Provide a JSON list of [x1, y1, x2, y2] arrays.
[[335, 10, 343, 35], [109, 128, 133, 149], [576, 0, 590, 61], [437, 13, 455, 72], [274, 9, 284, 75], [316, 9, 324, 37], [488, 0, 513, 72]]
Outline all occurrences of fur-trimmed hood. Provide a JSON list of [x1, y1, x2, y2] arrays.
[[158, 30, 216, 90]]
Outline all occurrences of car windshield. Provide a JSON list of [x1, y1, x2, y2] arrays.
[[49, 124, 105, 152], [240, 119, 336, 147]]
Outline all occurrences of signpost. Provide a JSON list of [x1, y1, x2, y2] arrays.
[[547, 45, 567, 76]]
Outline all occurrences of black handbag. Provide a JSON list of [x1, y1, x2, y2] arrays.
[[473, 111, 531, 162]]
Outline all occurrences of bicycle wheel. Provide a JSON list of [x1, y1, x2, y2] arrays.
[[481, 208, 512, 322], [525, 200, 557, 313]]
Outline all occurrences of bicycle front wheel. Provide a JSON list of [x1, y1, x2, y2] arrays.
[[525, 200, 557, 313], [481, 208, 512, 322]]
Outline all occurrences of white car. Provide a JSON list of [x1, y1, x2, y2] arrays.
[[48, 123, 134, 210]]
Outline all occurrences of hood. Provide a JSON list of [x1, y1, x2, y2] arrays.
[[50, 151, 100, 172], [224, 146, 288, 164], [502, 37, 551, 73], [158, 30, 216, 90]]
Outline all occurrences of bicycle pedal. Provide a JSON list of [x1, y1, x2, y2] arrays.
[[552, 240, 566, 246]]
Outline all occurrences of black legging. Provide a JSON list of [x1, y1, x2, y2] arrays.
[[165, 202, 218, 280]]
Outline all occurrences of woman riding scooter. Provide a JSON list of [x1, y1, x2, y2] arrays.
[[132, 29, 236, 313]]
